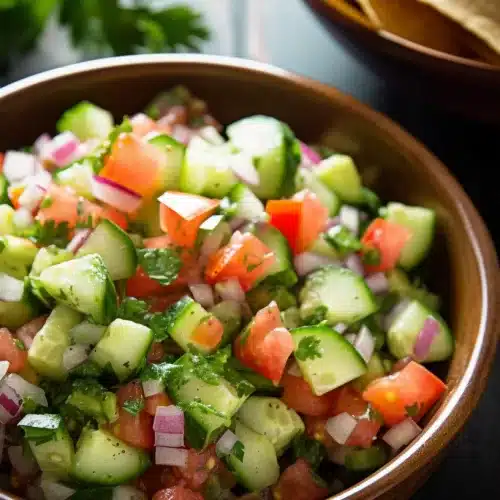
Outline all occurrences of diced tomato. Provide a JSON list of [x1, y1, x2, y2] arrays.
[[0, 152, 4, 171], [234, 302, 293, 383], [131, 113, 172, 138], [101, 205, 128, 230], [100, 133, 167, 197], [346, 417, 381, 448], [273, 459, 328, 500], [304, 416, 335, 448], [191, 316, 223, 349], [127, 267, 165, 298], [363, 361, 447, 426], [282, 373, 337, 417], [147, 342, 165, 364], [159, 192, 219, 248], [153, 486, 204, 500], [136, 465, 175, 497], [361, 218, 411, 273], [266, 190, 328, 254], [145, 392, 171, 416], [117, 380, 144, 406], [148, 291, 189, 313], [144, 235, 173, 249], [331, 385, 368, 417], [205, 232, 276, 291], [0, 328, 27, 373]]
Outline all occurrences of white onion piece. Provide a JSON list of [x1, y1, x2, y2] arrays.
[[8, 445, 39, 476], [216, 429, 238, 457], [40, 477, 76, 500], [198, 126, 225, 146], [62, 345, 89, 371], [5, 373, 47, 407], [334, 323, 348, 334], [0, 424, 5, 464], [229, 153, 260, 186], [365, 272, 389, 295], [344, 254, 364, 276], [112, 485, 147, 500], [66, 229, 92, 254], [344, 333, 357, 345], [339, 205, 360, 235], [382, 418, 422, 451], [155, 432, 184, 448], [189, 284, 215, 308], [156, 447, 188, 466], [383, 298, 411, 331], [13, 207, 34, 230], [294, 252, 340, 277], [0, 273, 25, 302], [34, 134, 52, 156], [299, 142, 321, 167], [0, 361, 9, 382], [153, 405, 184, 434], [0, 382, 22, 424], [215, 279, 245, 303], [47, 132, 81, 167], [18, 183, 46, 211], [92, 176, 142, 214], [413, 317, 440, 360], [142, 379, 164, 398], [354, 326, 375, 363], [287, 362, 302, 377], [326, 412, 358, 445], [2, 151, 36, 183]]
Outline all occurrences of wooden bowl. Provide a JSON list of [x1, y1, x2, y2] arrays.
[[303, 0, 500, 121], [0, 55, 497, 499]]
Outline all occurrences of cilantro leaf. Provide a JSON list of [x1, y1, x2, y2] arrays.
[[292, 435, 326, 470], [362, 247, 381, 266], [117, 297, 150, 324], [325, 225, 362, 255], [18, 413, 63, 445], [405, 402, 421, 418], [137, 248, 182, 286], [302, 305, 327, 326], [18, 220, 70, 248], [295, 336, 323, 361], [14, 339, 26, 351], [177, 399, 225, 419], [123, 397, 144, 416], [231, 440, 245, 462]]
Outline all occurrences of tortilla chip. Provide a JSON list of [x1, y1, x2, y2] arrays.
[[419, 0, 500, 54]]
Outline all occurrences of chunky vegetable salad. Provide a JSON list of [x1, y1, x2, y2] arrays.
[[0, 87, 452, 500]]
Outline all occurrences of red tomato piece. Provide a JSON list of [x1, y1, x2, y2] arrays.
[[101, 205, 128, 230], [281, 373, 337, 417], [145, 392, 171, 416], [135, 465, 175, 497], [205, 233, 276, 291], [361, 218, 412, 273], [153, 486, 204, 500], [100, 133, 166, 197], [266, 199, 302, 253], [191, 316, 224, 350], [274, 459, 328, 500], [0, 152, 4, 171], [0, 328, 27, 373], [159, 192, 219, 248], [147, 342, 165, 364], [331, 385, 369, 417], [148, 291, 189, 313], [126, 267, 165, 298], [304, 416, 336, 448], [363, 361, 447, 426]]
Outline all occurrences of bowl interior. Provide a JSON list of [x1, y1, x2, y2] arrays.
[[0, 56, 497, 499]]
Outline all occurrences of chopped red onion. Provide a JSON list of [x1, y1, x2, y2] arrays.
[[215, 279, 245, 303], [155, 446, 188, 466], [112, 485, 147, 500], [325, 216, 341, 231], [0, 273, 25, 302], [365, 272, 389, 295], [299, 142, 321, 167], [5, 373, 47, 407], [0, 382, 22, 424], [0, 424, 5, 463], [339, 205, 360, 236], [382, 418, 422, 451], [92, 176, 142, 214], [48, 132, 81, 167], [62, 345, 89, 371], [334, 323, 348, 334], [155, 432, 184, 448], [383, 299, 411, 331], [326, 412, 358, 445], [153, 405, 184, 434], [0, 361, 9, 382], [294, 252, 340, 277], [344, 254, 364, 276], [229, 153, 260, 186], [354, 326, 375, 363], [8, 445, 39, 476], [66, 229, 92, 254], [189, 284, 215, 308], [142, 379, 164, 398], [40, 478, 76, 500], [287, 362, 302, 377], [229, 217, 245, 231], [2, 151, 36, 184], [413, 317, 440, 360], [392, 356, 413, 373], [18, 183, 46, 212], [216, 429, 238, 457], [34, 134, 52, 156], [13, 207, 34, 229], [344, 333, 357, 345]]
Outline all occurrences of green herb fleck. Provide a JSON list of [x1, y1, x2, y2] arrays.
[[17, 220, 70, 248], [76, 199, 84, 216], [39, 195, 53, 209], [137, 248, 182, 286], [295, 336, 323, 361], [405, 402, 420, 418], [325, 225, 362, 255], [362, 247, 381, 266], [123, 397, 145, 416], [14, 339, 26, 351], [231, 440, 245, 462], [0, 239, 5, 253], [292, 435, 326, 470]]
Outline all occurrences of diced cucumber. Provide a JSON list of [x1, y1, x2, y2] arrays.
[[281, 306, 301, 330], [0, 297, 38, 329], [387, 269, 440, 311], [237, 397, 304, 456], [0, 175, 10, 205], [300, 266, 378, 325], [228, 421, 280, 492], [387, 300, 453, 362], [72, 428, 150, 485], [196, 215, 231, 249], [250, 223, 297, 286], [296, 167, 340, 216], [66, 382, 117, 423], [385, 203, 435, 269], [148, 133, 185, 191], [54, 162, 95, 199], [229, 184, 266, 221], [315, 154, 362, 203], [57, 101, 114, 141], [35, 254, 117, 324], [70, 321, 107, 346], [180, 136, 237, 197], [291, 325, 367, 395], [0, 235, 38, 267], [227, 116, 300, 199], [77, 220, 137, 280], [309, 234, 341, 260], [165, 296, 221, 354], [0, 204, 15, 235], [210, 300, 242, 346], [345, 444, 387, 471], [90, 319, 153, 381], [132, 198, 163, 237], [352, 352, 387, 392], [246, 283, 297, 314], [28, 305, 82, 380]]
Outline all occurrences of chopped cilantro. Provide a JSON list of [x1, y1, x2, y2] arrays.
[[325, 225, 362, 255], [18, 220, 70, 248], [177, 399, 225, 419], [231, 440, 245, 462], [405, 402, 421, 418], [76, 199, 84, 216], [21, 397, 39, 414], [292, 434, 326, 470], [14, 339, 26, 351], [76, 214, 96, 229], [360, 188, 381, 213], [69, 360, 103, 378], [123, 397, 145, 416], [137, 247, 182, 286], [302, 305, 327, 326], [117, 297, 150, 324], [295, 336, 323, 361], [362, 247, 381, 266], [39, 195, 53, 209]]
